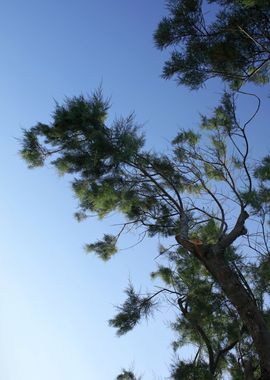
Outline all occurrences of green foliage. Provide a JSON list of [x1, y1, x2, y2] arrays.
[[255, 156, 270, 181], [204, 162, 224, 181], [170, 360, 215, 380], [116, 370, 141, 380], [85, 234, 117, 261], [195, 219, 221, 244], [200, 93, 236, 134], [170, 250, 241, 348], [151, 265, 174, 285], [21, 127, 48, 168], [226, 354, 244, 380], [109, 285, 154, 336], [21, 89, 254, 248], [116, 371, 135, 380], [255, 257, 270, 294], [172, 130, 200, 146], [241, 157, 270, 216], [241, 190, 263, 211], [154, 0, 270, 88]]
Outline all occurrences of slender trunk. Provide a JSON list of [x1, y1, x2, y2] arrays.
[[200, 245, 270, 380]]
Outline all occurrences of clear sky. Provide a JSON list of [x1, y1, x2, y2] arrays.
[[1, 1, 270, 379]]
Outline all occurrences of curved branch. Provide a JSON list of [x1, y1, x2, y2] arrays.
[[217, 210, 249, 250], [177, 298, 215, 375], [214, 338, 239, 372]]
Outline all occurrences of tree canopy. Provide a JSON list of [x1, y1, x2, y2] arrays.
[[20, 87, 270, 379]]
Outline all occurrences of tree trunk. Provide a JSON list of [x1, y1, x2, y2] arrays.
[[201, 245, 270, 380], [176, 237, 270, 379]]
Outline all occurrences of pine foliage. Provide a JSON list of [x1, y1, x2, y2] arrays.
[[154, 0, 270, 88]]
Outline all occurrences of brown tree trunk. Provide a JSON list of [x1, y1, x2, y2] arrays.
[[201, 246, 270, 380], [176, 236, 270, 379]]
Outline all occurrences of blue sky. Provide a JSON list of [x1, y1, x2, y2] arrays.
[[1, 1, 270, 379]]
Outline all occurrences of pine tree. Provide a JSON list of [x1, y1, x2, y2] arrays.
[[20, 88, 270, 379], [19, 1, 270, 379]]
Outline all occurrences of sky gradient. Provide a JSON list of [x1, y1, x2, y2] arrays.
[[1, 1, 270, 379]]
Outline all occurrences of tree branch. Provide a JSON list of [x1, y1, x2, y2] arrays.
[[217, 210, 249, 250]]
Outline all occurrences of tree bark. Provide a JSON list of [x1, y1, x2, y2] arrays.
[[176, 236, 270, 380], [203, 248, 270, 380]]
